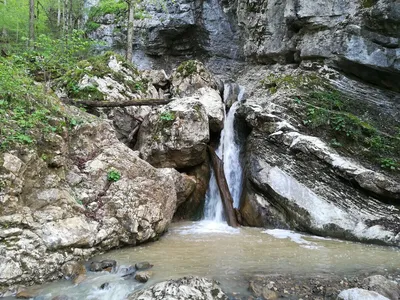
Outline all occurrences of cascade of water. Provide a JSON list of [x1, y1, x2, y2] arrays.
[[203, 87, 244, 223]]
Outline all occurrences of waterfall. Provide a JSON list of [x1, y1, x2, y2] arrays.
[[203, 86, 244, 223]]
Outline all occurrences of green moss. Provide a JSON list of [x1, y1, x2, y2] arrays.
[[261, 73, 326, 94], [176, 60, 199, 77], [361, 0, 376, 8]]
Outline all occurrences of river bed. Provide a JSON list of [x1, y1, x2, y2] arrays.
[[10, 221, 400, 299]]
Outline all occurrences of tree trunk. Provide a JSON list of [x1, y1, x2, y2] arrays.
[[208, 146, 239, 228], [126, 0, 134, 62], [57, 0, 61, 27], [29, 0, 35, 46], [62, 98, 170, 107]]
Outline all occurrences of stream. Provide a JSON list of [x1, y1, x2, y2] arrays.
[[10, 221, 400, 299]]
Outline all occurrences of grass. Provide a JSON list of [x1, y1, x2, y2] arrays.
[[296, 89, 400, 172]]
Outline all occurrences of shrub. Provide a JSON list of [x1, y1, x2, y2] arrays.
[[107, 169, 121, 182]]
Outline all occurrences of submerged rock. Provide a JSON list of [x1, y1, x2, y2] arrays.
[[134, 271, 153, 283], [337, 288, 390, 300], [135, 262, 153, 271], [128, 276, 228, 300], [15, 290, 36, 299], [89, 260, 117, 272]]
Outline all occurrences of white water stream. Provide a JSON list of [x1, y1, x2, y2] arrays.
[[204, 86, 245, 222]]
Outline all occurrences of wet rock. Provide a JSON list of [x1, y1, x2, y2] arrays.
[[88, 260, 117, 272], [121, 266, 136, 278], [135, 98, 209, 168], [61, 261, 86, 280], [52, 296, 70, 300], [337, 288, 390, 300], [128, 276, 228, 300], [362, 275, 400, 300], [100, 282, 110, 290], [134, 271, 153, 283], [16, 290, 35, 299], [135, 262, 153, 271], [174, 159, 211, 220]]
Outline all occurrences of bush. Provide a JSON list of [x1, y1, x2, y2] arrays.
[[107, 169, 121, 182]]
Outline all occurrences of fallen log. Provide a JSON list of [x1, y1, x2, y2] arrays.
[[207, 146, 239, 228], [61, 98, 171, 108]]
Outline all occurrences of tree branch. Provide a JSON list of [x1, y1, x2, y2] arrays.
[[62, 98, 171, 107]]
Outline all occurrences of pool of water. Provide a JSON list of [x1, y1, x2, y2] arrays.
[[9, 221, 400, 299]]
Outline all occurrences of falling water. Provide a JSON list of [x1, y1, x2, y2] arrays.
[[203, 86, 245, 222]]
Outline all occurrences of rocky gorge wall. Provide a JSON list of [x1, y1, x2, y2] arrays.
[[88, 0, 400, 91]]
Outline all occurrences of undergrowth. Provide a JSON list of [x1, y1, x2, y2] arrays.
[[262, 73, 400, 173]]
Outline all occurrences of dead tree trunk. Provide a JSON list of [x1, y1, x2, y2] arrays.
[[208, 146, 239, 228], [62, 98, 171, 107]]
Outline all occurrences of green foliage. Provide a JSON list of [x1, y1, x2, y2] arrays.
[[380, 158, 398, 171], [88, 0, 127, 21], [160, 111, 176, 122], [176, 60, 199, 77], [107, 169, 121, 182], [86, 21, 102, 33], [297, 89, 400, 172], [57, 51, 141, 100], [21, 31, 97, 82], [0, 56, 67, 151]]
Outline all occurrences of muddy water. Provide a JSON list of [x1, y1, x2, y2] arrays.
[[15, 221, 400, 299]]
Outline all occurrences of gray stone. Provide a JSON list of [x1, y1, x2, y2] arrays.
[[134, 271, 153, 283], [0, 107, 184, 287], [363, 275, 400, 300], [337, 288, 390, 300], [135, 98, 210, 168], [128, 276, 228, 300]]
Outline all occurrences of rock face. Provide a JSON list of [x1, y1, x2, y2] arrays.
[[87, 0, 400, 91], [135, 97, 210, 168], [128, 277, 228, 300], [236, 0, 400, 91], [237, 65, 400, 247], [0, 107, 187, 290]]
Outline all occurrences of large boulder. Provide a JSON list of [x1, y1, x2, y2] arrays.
[[362, 275, 400, 300], [0, 107, 185, 291], [128, 277, 228, 300], [135, 98, 210, 168], [170, 61, 218, 98], [237, 65, 400, 246]]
